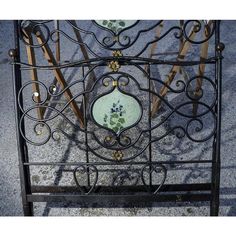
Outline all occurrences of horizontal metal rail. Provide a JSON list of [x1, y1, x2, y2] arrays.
[[24, 160, 213, 166], [27, 193, 212, 205], [31, 183, 212, 193], [13, 56, 218, 70]]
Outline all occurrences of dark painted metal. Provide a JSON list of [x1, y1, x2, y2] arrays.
[[31, 183, 212, 193], [10, 21, 33, 216], [27, 193, 212, 206], [10, 20, 224, 216], [210, 20, 224, 216]]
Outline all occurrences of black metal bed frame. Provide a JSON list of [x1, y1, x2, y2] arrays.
[[9, 20, 224, 216]]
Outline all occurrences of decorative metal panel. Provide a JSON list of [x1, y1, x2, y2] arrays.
[[10, 20, 224, 216]]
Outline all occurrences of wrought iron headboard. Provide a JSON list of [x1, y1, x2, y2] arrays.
[[9, 20, 224, 216]]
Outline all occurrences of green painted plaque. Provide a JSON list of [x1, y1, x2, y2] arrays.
[[92, 88, 141, 133], [95, 20, 137, 34]]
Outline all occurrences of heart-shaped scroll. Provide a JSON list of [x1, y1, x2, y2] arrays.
[[141, 164, 167, 194], [73, 164, 98, 195]]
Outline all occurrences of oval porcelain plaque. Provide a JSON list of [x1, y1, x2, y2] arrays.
[[92, 88, 142, 133], [95, 20, 137, 34]]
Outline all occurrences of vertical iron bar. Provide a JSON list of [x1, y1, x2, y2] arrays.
[[147, 64, 152, 187], [210, 20, 223, 216], [49, 20, 60, 98], [179, 20, 184, 75], [82, 66, 90, 187], [10, 20, 33, 216], [55, 20, 61, 63]]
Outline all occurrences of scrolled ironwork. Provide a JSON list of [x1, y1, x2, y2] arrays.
[[17, 70, 217, 161], [141, 163, 167, 194], [11, 20, 223, 216], [73, 164, 98, 194], [182, 20, 215, 44]]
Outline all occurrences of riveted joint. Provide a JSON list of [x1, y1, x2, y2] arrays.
[[8, 49, 18, 59], [216, 42, 225, 52]]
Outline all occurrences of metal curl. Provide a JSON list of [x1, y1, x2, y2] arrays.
[[18, 81, 48, 112], [19, 119, 51, 146], [130, 62, 186, 94], [135, 26, 182, 57], [174, 127, 186, 139], [117, 35, 131, 47], [20, 20, 51, 48], [48, 84, 58, 96], [18, 80, 85, 117], [33, 122, 45, 135], [185, 76, 216, 102], [20, 104, 81, 129], [185, 115, 216, 142], [19, 102, 96, 146], [174, 29, 183, 39], [104, 135, 117, 147], [50, 29, 60, 43], [47, 79, 84, 97], [51, 129, 63, 141], [183, 20, 215, 44], [119, 135, 132, 147], [116, 20, 163, 50], [49, 29, 101, 58], [102, 36, 116, 47], [66, 20, 114, 50], [102, 76, 115, 87], [117, 75, 130, 87], [175, 80, 186, 90]]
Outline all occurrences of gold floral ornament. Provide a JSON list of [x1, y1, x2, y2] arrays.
[[108, 61, 120, 72], [112, 150, 124, 161], [112, 50, 123, 57]]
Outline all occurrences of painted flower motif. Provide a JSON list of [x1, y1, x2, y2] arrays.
[[103, 100, 126, 133], [95, 20, 137, 37], [100, 20, 127, 34], [92, 88, 141, 135]]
